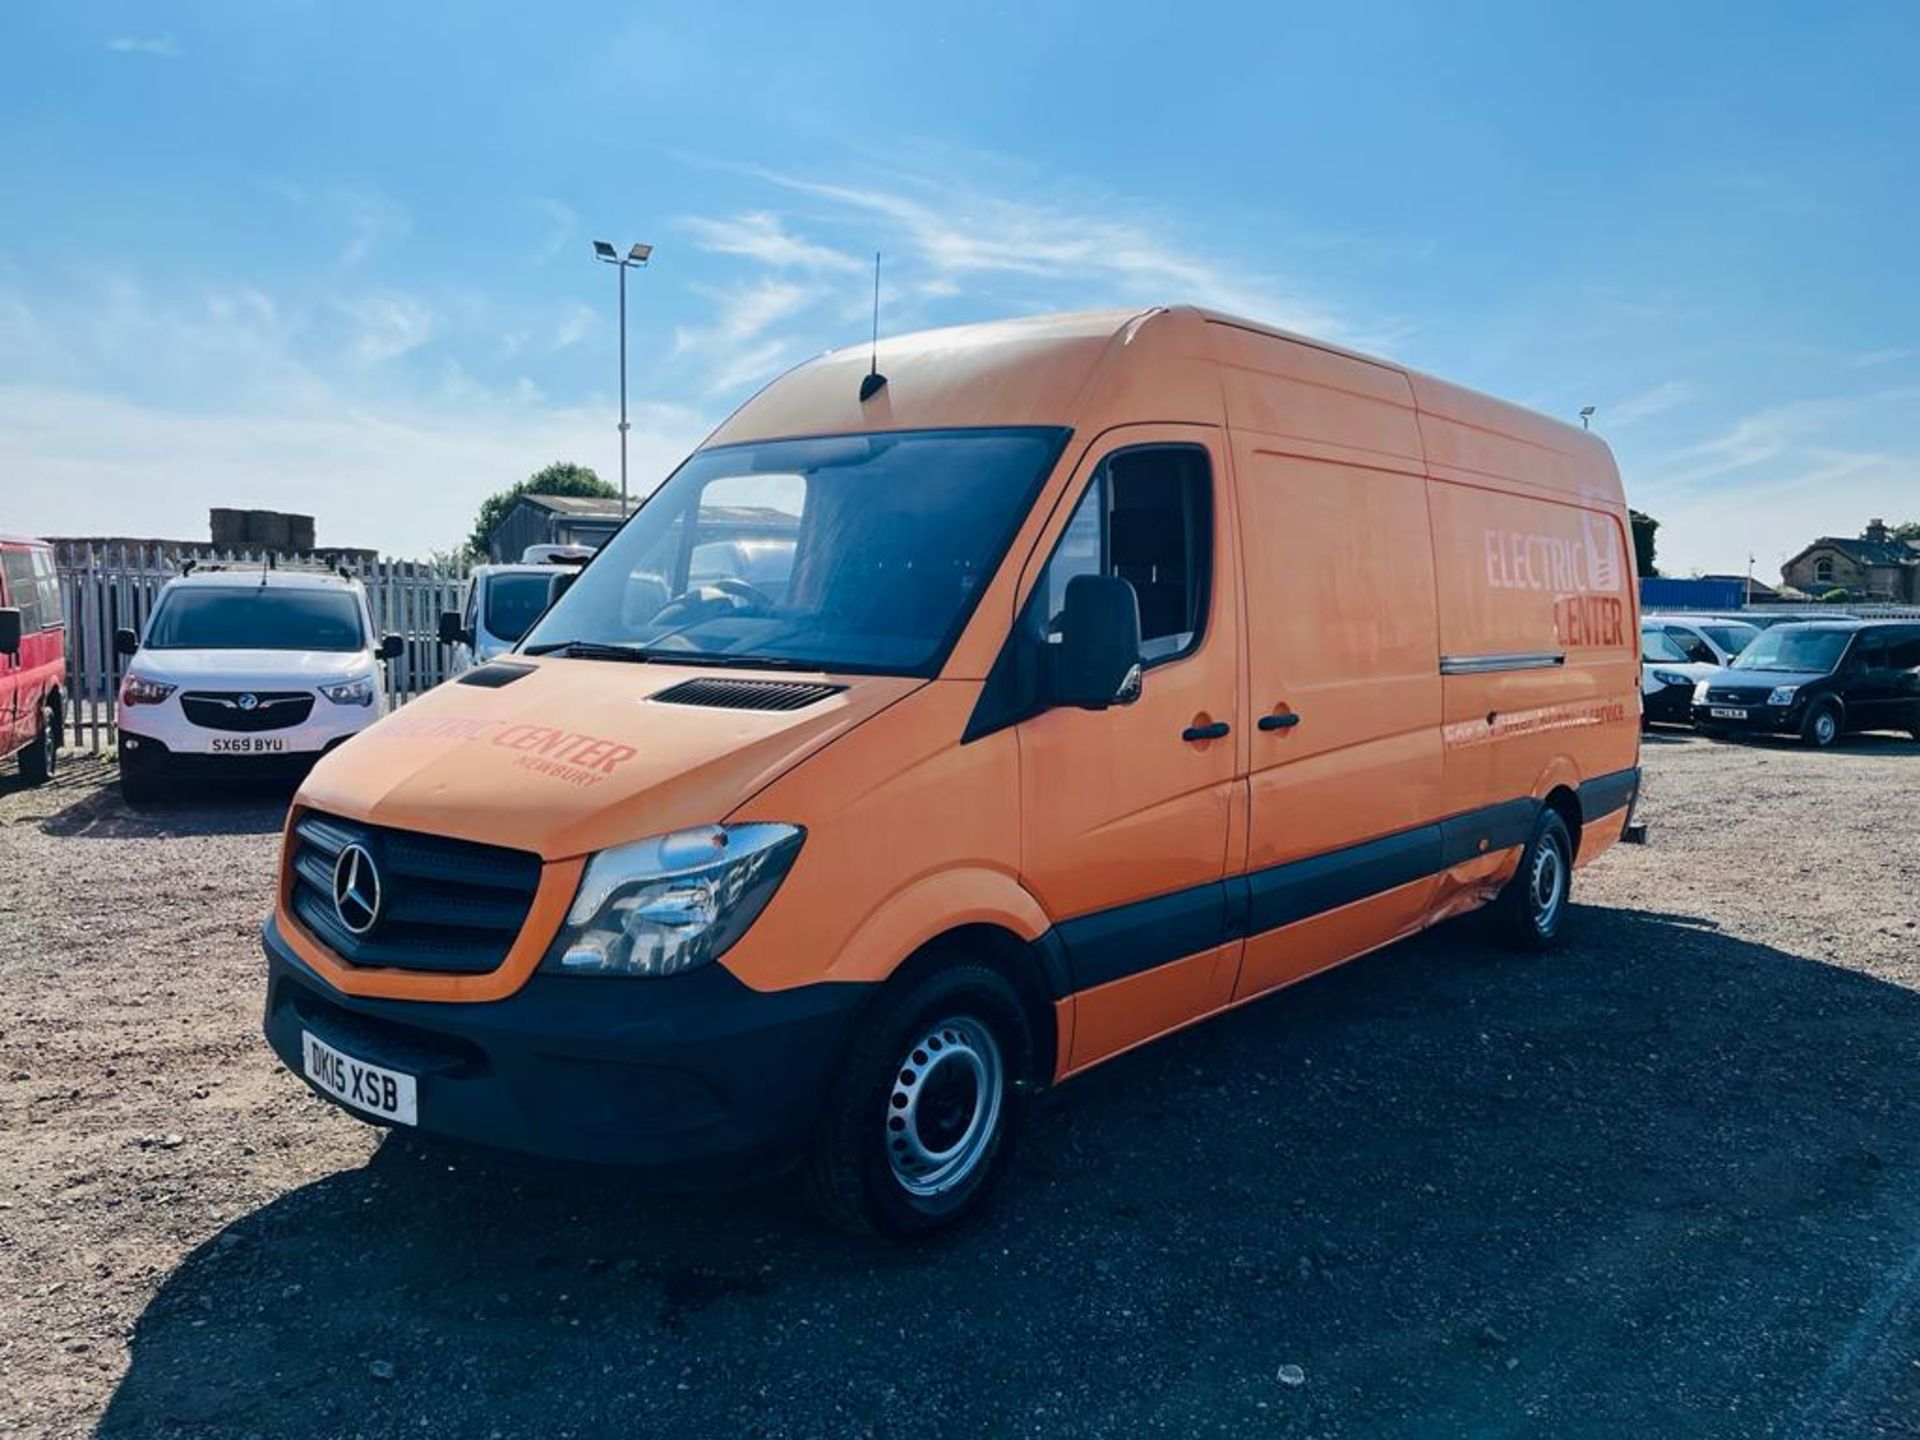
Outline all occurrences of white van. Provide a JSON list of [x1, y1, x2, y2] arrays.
[[115, 565, 401, 800]]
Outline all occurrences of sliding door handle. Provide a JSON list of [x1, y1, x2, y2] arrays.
[[1182, 720, 1231, 742], [1258, 711, 1301, 731]]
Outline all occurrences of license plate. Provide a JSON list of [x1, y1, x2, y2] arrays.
[[210, 736, 287, 753], [1709, 707, 1748, 720], [301, 1031, 417, 1125]]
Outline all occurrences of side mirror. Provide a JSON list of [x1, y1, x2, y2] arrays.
[[113, 626, 139, 657], [1052, 575, 1143, 710], [548, 571, 577, 607], [378, 633, 404, 661], [0, 607, 20, 657], [438, 610, 467, 646]]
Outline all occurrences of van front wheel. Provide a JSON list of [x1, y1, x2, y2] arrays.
[[1487, 807, 1574, 952], [806, 963, 1033, 1240]]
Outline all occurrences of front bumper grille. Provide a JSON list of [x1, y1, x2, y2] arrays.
[[288, 810, 543, 975], [1705, 685, 1773, 705], [182, 690, 315, 732]]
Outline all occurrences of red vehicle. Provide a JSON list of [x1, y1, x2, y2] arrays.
[[0, 534, 66, 783]]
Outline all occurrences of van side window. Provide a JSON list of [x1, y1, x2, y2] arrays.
[[30, 549, 63, 628], [1887, 629, 1920, 671], [1039, 446, 1211, 665], [2, 550, 40, 633], [1855, 632, 1887, 671], [1662, 625, 1715, 665]]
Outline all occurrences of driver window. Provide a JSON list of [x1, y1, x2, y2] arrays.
[[1037, 446, 1212, 666], [1663, 626, 1716, 665]]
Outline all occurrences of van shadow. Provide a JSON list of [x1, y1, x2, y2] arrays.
[[99, 909, 1920, 1439], [37, 774, 291, 839]]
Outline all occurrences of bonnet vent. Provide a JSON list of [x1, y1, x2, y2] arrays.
[[649, 677, 846, 712], [457, 662, 536, 689]]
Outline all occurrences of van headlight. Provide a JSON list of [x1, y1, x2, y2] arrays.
[[121, 674, 176, 706], [1651, 669, 1691, 688], [1693, 680, 1711, 703], [542, 823, 804, 978], [1766, 685, 1798, 706], [318, 675, 377, 707]]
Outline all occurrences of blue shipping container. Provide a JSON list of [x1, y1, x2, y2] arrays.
[[1640, 577, 1746, 610]]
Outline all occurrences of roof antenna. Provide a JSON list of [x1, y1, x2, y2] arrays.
[[859, 251, 888, 402]]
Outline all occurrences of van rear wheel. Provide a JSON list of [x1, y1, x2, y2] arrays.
[[1487, 807, 1574, 952], [18, 702, 55, 784], [806, 963, 1032, 1241]]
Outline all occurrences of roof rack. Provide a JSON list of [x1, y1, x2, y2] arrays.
[[178, 557, 358, 582]]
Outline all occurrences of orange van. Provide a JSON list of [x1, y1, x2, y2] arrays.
[[263, 307, 1642, 1237]]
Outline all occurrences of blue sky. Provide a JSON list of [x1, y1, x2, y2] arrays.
[[2, 2, 1915, 578]]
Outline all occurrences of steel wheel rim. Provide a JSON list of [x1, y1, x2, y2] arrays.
[[1531, 834, 1567, 933], [884, 1015, 1004, 1198], [1815, 711, 1837, 745]]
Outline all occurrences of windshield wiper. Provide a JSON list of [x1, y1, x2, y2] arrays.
[[522, 640, 655, 662], [655, 652, 824, 673]]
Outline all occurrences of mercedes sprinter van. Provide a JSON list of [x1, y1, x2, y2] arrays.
[[263, 307, 1642, 1237]]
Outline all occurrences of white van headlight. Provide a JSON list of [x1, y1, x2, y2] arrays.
[[1692, 680, 1711, 703], [542, 823, 804, 978], [121, 674, 176, 706], [319, 675, 377, 707]]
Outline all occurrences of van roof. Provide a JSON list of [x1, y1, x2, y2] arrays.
[[165, 568, 363, 593], [0, 534, 51, 548], [705, 305, 1614, 493]]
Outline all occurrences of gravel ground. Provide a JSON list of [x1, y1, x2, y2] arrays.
[[2, 732, 1917, 1439]]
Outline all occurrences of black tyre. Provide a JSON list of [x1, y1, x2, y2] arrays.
[[1487, 807, 1574, 952], [806, 962, 1033, 1240], [1801, 701, 1842, 749], [17, 701, 55, 784]]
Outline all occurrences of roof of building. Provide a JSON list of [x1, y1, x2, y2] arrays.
[[515, 492, 638, 517], [1792, 535, 1918, 567]]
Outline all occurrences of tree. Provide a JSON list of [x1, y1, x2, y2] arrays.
[[466, 462, 615, 559], [1889, 520, 1920, 543], [1629, 509, 1660, 578]]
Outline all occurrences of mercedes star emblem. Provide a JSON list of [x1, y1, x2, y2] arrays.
[[330, 842, 383, 936]]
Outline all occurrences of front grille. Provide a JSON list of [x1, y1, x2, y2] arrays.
[[288, 810, 542, 975], [1706, 685, 1772, 705], [649, 677, 845, 712], [182, 690, 315, 732]]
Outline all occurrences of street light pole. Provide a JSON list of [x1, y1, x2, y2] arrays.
[[592, 241, 653, 513]]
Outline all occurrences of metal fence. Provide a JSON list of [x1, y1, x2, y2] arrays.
[[54, 545, 470, 752], [1642, 602, 1920, 621]]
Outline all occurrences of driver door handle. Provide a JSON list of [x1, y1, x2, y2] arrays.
[[1258, 711, 1301, 731], [1182, 720, 1231, 742]]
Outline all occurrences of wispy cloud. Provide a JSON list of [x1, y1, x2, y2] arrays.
[[682, 212, 863, 274], [745, 166, 1358, 342], [337, 292, 435, 361], [527, 198, 577, 266], [265, 183, 411, 267], [551, 303, 596, 351], [106, 35, 182, 59], [1850, 346, 1916, 370], [672, 277, 820, 394], [1607, 379, 1695, 428]]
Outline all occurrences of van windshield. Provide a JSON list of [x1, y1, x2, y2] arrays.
[[524, 427, 1068, 676], [1729, 627, 1852, 674], [144, 587, 366, 652], [483, 572, 556, 644]]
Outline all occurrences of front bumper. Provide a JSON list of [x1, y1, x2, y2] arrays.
[[120, 731, 344, 781], [1642, 683, 1693, 724], [261, 917, 866, 1181], [1690, 702, 1800, 734]]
